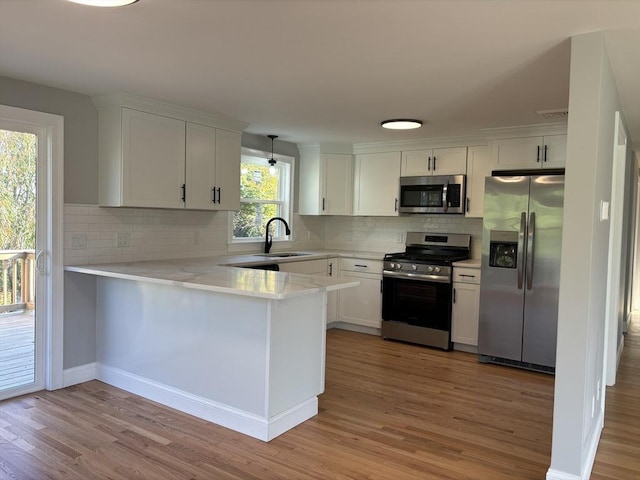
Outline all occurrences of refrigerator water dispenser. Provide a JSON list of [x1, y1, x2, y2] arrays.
[[489, 230, 518, 269]]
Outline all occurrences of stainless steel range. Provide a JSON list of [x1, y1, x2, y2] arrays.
[[381, 232, 471, 350]]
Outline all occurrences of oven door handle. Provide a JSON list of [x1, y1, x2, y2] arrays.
[[383, 271, 451, 283], [517, 211, 527, 289]]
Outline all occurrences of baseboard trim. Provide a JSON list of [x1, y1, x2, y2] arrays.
[[96, 364, 317, 442], [62, 362, 97, 387], [546, 409, 604, 480], [332, 322, 380, 336]]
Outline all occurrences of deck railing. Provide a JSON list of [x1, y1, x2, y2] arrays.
[[0, 250, 35, 313]]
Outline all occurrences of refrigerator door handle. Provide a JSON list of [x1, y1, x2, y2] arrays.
[[518, 212, 526, 289], [526, 212, 536, 290]]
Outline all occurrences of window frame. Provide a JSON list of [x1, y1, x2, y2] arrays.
[[228, 147, 294, 248]]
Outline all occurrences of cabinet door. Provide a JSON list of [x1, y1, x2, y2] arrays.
[[322, 154, 353, 215], [491, 137, 542, 170], [185, 123, 216, 210], [354, 152, 401, 216], [465, 146, 491, 218], [338, 272, 382, 328], [431, 147, 467, 175], [327, 258, 339, 325], [122, 108, 186, 208], [401, 149, 432, 176], [451, 282, 480, 346], [541, 135, 567, 169], [214, 129, 241, 211]]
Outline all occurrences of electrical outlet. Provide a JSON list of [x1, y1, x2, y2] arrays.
[[70, 233, 87, 249], [116, 232, 130, 248]]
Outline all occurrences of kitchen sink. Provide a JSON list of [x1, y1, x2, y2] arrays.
[[257, 252, 312, 258]]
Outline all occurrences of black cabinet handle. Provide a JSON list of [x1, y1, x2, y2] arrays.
[[322, 197, 326, 211], [544, 144, 548, 163], [181, 184, 186, 202], [433, 156, 437, 171], [428, 156, 431, 171], [217, 187, 221, 204], [211, 187, 216, 203], [394, 198, 398, 211], [354, 264, 368, 268], [328, 262, 333, 276], [459, 274, 476, 278], [536, 145, 541, 163], [380, 279, 383, 293], [453, 288, 456, 303], [466, 198, 470, 212]]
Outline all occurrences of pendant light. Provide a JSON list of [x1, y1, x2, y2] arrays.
[[267, 135, 278, 175]]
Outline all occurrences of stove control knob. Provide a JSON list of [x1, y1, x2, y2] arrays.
[[397, 264, 402, 270], [427, 266, 434, 273], [411, 264, 418, 271], [434, 266, 441, 273], [389, 263, 395, 269]]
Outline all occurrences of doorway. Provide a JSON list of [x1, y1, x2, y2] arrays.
[[0, 105, 64, 399]]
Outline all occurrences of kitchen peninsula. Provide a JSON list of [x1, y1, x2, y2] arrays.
[[65, 257, 358, 441]]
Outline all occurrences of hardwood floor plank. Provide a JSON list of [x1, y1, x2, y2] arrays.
[[0, 318, 637, 479]]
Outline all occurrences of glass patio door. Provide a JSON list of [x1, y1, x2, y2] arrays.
[[0, 125, 46, 399]]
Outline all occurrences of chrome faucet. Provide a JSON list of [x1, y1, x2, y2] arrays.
[[264, 217, 291, 254]]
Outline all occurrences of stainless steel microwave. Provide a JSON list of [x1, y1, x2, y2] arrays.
[[399, 174, 466, 214]]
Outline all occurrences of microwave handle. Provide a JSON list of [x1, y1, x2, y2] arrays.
[[442, 182, 449, 212]]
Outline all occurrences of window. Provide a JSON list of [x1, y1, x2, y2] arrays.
[[231, 148, 293, 242]]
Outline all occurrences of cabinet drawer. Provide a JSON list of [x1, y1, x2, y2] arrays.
[[453, 267, 481, 284], [340, 258, 383, 274]]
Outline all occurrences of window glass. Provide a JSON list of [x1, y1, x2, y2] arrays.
[[232, 152, 292, 241]]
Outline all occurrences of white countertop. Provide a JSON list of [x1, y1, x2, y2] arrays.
[[65, 255, 360, 300], [452, 258, 481, 268]]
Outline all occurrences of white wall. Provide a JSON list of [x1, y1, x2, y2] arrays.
[[548, 31, 622, 480]]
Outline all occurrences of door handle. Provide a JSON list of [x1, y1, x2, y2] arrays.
[[526, 212, 535, 290], [36, 249, 46, 275], [517, 212, 526, 289], [442, 183, 449, 213]]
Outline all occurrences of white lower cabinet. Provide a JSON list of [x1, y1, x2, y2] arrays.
[[338, 258, 383, 329], [279, 258, 338, 326], [451, 266, 481, 347]]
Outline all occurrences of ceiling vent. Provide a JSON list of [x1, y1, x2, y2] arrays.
[[536, 109, 569, 120]]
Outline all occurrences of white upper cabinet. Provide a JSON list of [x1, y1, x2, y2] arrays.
[[353, 152, 401, 216], [465, 145, 491, 218], [401, 146, 467, 176], [491, 134, 567, 170], [185, 125, 241, 211], [121, 108, 186, 209], [93, 93, 247, 210], [299, 145, 353, 215]]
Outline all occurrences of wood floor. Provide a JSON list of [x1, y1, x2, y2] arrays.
[[0, 310, 35, 391], [0, 320, 638, 479]]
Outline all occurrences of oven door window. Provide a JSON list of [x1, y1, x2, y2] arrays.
[[382, 277, 451, 330], [401, 185, 443, 208]]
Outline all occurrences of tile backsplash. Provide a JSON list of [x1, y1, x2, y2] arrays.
[[64, 204, 482, 265]]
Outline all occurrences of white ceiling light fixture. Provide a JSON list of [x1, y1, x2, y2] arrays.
[[381, 119, 423, 130], [68, 0, 139, 6]]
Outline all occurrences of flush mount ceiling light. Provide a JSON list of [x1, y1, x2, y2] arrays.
[[267, 135, 278, 175], [381, 119, 423, 130], [68, 0, 139, 6]]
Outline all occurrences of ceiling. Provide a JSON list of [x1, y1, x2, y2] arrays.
[[1, 0, 639, 148]]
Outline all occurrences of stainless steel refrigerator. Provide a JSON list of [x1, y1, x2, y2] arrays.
[[478, 174, 564, 371]]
